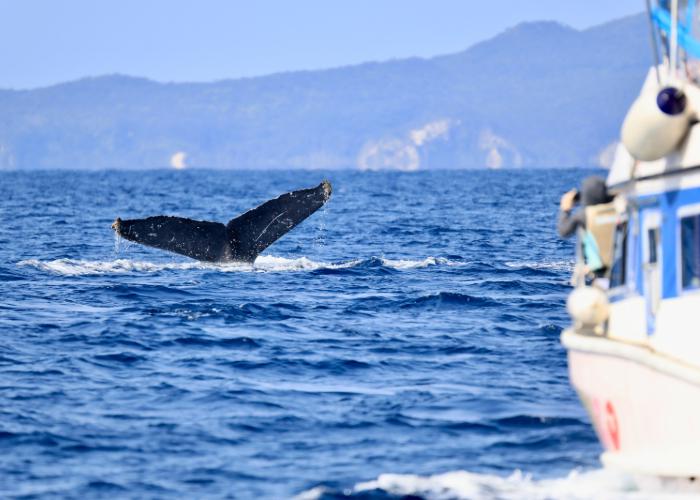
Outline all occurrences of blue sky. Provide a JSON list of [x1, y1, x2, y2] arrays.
[[0, 0, 643, 89]]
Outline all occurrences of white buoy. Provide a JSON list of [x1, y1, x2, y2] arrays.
[[621, 86, 690, 161], [567, 286, 610, 330]]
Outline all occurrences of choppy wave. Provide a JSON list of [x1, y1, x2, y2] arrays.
[[2, 169, 607, 498], [505, 260, 574, 272], [18, 258, 220, 276], [299, 469, 700, 500], [380, 257, 459, 269], [17, 255, 458, 276]]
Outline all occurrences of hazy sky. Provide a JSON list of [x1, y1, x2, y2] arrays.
[[0, 0, 643, 89]]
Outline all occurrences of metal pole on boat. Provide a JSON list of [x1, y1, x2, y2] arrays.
[[670, 0, 679, 80], [645, 0, 661, 84]]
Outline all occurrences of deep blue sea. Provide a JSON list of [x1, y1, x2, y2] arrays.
[[0, 169, 652, 499]]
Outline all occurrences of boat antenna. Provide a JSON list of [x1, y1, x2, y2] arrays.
[[670, 0, 679, 80], [646, 0, 661, 84]]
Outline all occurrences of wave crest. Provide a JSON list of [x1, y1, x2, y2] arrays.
[[299, 468, 700, 500], [17, 255, 460, 276]]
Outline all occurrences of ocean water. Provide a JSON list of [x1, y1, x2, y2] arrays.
[[0, 168, 679, 499]]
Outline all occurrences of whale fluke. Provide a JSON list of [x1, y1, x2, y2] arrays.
[[112, 180, 332, 263]]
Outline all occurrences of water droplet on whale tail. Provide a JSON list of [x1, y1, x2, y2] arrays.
[[112, 218, 124, 253], [110, 181, 332, 263], [321, 180, 332, 200]]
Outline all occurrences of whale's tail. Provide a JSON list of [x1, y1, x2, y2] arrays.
[[112, 181, 332, 263]]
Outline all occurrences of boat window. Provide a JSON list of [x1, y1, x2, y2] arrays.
[[609, 222, 628, 288], [681, 213, 700, 289], [648, 228, 659, 264]]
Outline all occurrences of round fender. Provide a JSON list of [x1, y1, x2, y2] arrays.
[[621, 87, 690, 162], [567, 286, 610, 328]]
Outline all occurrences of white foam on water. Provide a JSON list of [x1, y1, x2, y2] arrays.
[[16, 257, 325, 276], [380, 256, 461, 269], [17, 258, 213, 276], [17, 255, 462, 276], [295, 486, 330, 500], [17, 255, 463, 277], [297, 469, 700, 500], [505, 260, 574, 272], [252, 255, 360, 272], [318, 469, 699, 500]]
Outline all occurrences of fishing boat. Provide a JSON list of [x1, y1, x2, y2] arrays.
[[561, 0, 700, 478]]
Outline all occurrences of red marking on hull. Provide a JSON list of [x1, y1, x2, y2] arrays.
[[605, 401, 620, 451]]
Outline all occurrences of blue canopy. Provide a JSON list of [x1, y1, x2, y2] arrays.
[[652, 2, 700, 58]]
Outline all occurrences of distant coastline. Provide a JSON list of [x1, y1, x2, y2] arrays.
[[0, 14, 647, 171]]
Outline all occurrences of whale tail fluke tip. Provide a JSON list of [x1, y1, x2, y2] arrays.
[[321, 180, 332, 200]]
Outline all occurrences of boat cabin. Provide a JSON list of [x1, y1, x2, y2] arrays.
[[573, 0, 700, 366]]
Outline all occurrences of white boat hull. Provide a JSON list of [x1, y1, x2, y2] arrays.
[[562, 329, 700, 478]]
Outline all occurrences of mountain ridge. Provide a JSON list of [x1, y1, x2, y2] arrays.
[[0, 13, 650, 170]]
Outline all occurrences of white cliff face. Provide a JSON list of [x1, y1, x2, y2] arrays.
[[478, 129, 522, 169], [170, 151, 187, 170], [409, 120, 451, 147], [357, 119, 451, 171], [357, 138, 420, 172], [357, 122, 530, 171]]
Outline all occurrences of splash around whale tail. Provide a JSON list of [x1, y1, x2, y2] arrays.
[[112, 180, 332, 263]]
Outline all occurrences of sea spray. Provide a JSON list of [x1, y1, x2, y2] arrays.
[[17, 255, 457, 276]]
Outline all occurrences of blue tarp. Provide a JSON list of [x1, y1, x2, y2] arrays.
[[652, 5, 700, 58]]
